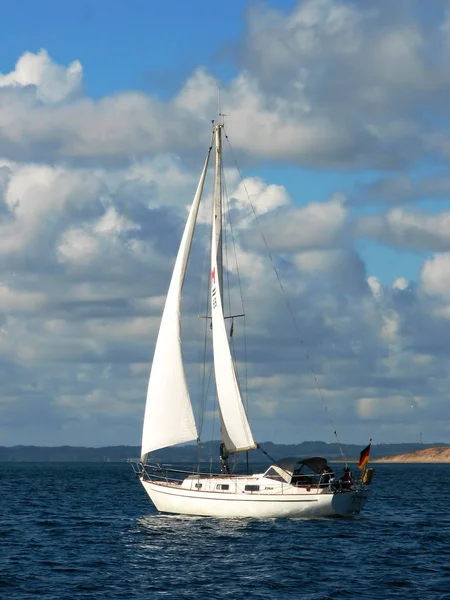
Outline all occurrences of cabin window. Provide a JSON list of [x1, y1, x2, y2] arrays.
[[194, 483, 202, 489], [263, 467, 285, 482], [216, 484, 229, 490], [245, 485, 260, 492]]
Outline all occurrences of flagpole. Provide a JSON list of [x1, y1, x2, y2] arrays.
[[367, 438, 372, 467], [363, 438, 372, 482]]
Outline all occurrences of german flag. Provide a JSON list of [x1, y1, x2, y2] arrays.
[[358, 442, 371, 470]]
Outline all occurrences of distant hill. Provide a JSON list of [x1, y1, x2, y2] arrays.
[[0, 441, 447, 463], [376, 446, 450, 463]]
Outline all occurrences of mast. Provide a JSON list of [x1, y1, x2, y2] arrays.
[[210, 122, 256, 453], [213, 122, 225, 451], [213, 123, 223, 301]]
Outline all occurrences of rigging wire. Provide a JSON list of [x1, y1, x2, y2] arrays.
[[192, 124, 227, 464], [221, 155, 250, 415], [221, 155, 248, 399], [221, 160, 233, 340], [197, 231, 212, 438], [223, 127, 347, 461], [193, 136, 216, 453]]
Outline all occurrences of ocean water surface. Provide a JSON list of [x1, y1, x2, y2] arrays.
[[1, 462, 449, 599]]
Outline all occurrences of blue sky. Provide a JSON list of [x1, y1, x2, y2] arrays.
[[1, 0, 258, 96], [1, 0, 450, 448]]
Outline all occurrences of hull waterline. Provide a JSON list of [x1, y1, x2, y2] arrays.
[[140, 478, 369, 518]]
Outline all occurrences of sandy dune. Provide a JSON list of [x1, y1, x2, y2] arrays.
[[375, 446, 450, 463]]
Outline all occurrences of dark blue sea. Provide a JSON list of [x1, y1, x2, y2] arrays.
[[1, 462, 449, 600]]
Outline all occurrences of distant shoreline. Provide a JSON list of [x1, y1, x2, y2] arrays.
[[374, 446, 450, 463], [1, 442, 448, 463]]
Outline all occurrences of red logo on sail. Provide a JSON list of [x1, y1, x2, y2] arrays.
[[211, 267, 216, 284]]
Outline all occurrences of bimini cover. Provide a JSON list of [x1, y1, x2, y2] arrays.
[[276, 456, 328, 475]]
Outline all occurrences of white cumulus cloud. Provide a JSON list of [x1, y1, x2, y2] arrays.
[[0, 49, 82, 103]]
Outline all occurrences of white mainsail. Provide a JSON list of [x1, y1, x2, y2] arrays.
[[141, 149, 211, 459], [210, 125, 256, 453]]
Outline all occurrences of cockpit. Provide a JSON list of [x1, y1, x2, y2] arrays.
[[263, 456, 332, 487]]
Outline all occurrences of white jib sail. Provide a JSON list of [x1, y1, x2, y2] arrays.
[[210, 125, 256, 453], [141, 149, 211, 459]]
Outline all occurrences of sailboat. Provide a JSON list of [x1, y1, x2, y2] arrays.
[[133, 122, 372, 518]]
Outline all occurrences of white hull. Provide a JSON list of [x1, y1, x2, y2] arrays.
[[140, 478, 368, 518]]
